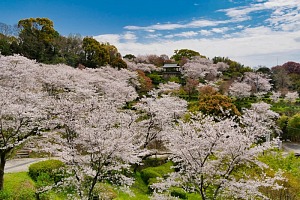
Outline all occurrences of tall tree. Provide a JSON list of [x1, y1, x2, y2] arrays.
[[18, 18, 59, 62], [171, 49, 203, 63], [52, 34, 83, 66], [40, 62, 141, 199], [272, 67, 291, 91], [151, 103, 282, 199], [133, 94, 187, 149], [0, 55, 49, 190], [243, 72, 272, 93], [81, 37, 110, 68], [229, 81, 252, 98]]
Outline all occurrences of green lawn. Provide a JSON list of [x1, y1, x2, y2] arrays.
[[0, 172, 36, 200]]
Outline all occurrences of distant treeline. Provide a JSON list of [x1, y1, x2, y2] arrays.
[[0, 18, 126, 69]]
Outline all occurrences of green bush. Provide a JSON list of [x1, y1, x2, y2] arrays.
[[150, 161, 174, 176], [170, 187, 188, 199], [140, 161, 175, 185], [142, 157, 167, 168], [147, 73, 165, 86], [28, 159, 65, 182], [288, 113, 300, 142], [140, 169, 162, 184]]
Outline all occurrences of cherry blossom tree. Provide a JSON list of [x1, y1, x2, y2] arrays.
[[215, 62, 229, 72], [37, 61, 142, 199], [241, 102, 280, 140], [228, 81, 252, 98], [125, 60, 159, 73], [45, 97, 143, 199], [270, 92, 281, 103], [157, 81, 181, 95], [182, 57, 220, 81], [133, 93, 187, 150], [151, 103, 282, 199], [284, 91, 299, 103], [243, 72, 272, 93], [0, 54, 143, 198], [0, 55, 50, 190], [254, 91, 267, 100], [184, 78, 199, 98]]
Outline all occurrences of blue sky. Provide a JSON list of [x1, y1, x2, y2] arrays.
[[1, 0, 299, 67]]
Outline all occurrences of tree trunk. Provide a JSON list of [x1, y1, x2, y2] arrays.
[[88, 171, 100, 200], [0, 153, 6, 190]]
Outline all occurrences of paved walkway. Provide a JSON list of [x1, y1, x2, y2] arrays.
[[282, 142, 300, 155], [5, 158, 51, 173], [4, 143, 300, 173]]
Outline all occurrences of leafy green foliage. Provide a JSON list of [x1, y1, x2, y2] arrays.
[[18, 18, 60, 63], [171, 49, 202, 62], [146, 72, 165, 86], [277, 115, 289, 140], [288, 114, 300, 141], [81, 37, 110, 68], [213, 56, 253, 77], [140, 169, 162, 185], [28, 159, 65, 182], [233, 96, 258, 111], [141, 161, 174, 185], [123, 54, 136, 60], [271, 100, 300, 116], [170, 187, 188, 199], [111, 57, 127, 69], [0, 35, 13, 56]]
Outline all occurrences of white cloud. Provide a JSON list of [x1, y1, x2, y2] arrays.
[[220, 0, 300, 32], [124, 23, 184, 31], [199, 30, 212, 36], [145, 33, 162, 39], [123, 32, 137, 41], [94, 0, 300, 67], [211, 27, 230, 33], [93, 34, 120, 44], [94, 32, 138, 44], [124, 19, 228, 31], [94, 26, 300, 67], [165, 31, 198, 38]]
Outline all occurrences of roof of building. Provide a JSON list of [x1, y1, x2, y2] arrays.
[[162, 63, 179, 68]]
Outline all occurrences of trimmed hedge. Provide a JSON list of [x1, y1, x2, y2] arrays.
[[140, 169, 162, 184], [28, 159, 65, 181], [170, 187, 188, 199], [140, 161, 175, 185]]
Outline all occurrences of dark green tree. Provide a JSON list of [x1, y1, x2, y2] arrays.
[[53, 34, 83, 66], [0, 34, 12, 55], [81, 37, 110, 68], [213, 56, 252, 78], [18, 18, 59, 62], [123, 54, 136, 60], [171, 49, 203, 62], [111, 57, 127, 70]]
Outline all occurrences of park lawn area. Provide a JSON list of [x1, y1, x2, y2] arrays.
[[1, 172, 66, 200], [0, 172, 36, 200]]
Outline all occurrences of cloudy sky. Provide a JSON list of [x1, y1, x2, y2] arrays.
[[1, 0, 299, 67]]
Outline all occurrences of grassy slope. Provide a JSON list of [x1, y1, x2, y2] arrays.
[[1, 172, 36, 200]]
